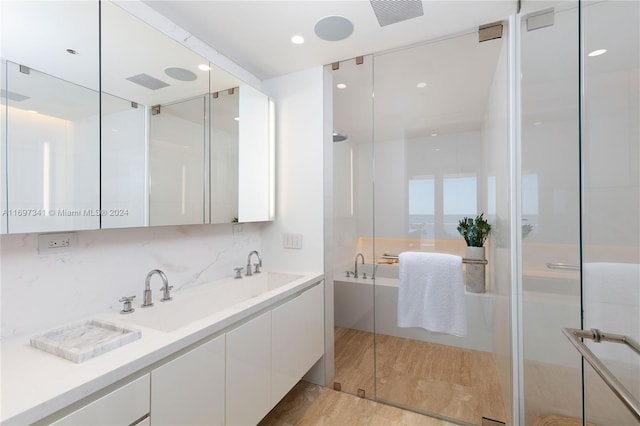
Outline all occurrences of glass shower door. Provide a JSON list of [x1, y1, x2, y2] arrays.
[[519, 3, 583, 424], [329, 56, 376, 400], [581, 1, 640, 424], [521, 1, 639, 423], [372, 30, 511, 425], [148, 95, 207, 226]]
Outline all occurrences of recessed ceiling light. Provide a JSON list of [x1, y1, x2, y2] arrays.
[[588, 49, 607, 57], [431, 133, 438, 137], [234, 117, 240, 121], [435, 148, 441, 151], [66, 48, 78, 55], [336, 83, 347, 89], [314, 16, 354, 41], [198, 64, 211, 71], [416, 82, 427, 88], [291, 35, 305, 45], [27, 110, 38, 114]]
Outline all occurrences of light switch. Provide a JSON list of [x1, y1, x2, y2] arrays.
[[283, 233, 303, 249]]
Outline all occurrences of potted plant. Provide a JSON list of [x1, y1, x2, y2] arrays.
[[457, 213, 491, 254], [457, 213, 491, 293]]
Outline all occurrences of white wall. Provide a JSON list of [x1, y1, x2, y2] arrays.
[[0, 223, 261, 340], [261, 67, 325, 273], [262, 66, 328, 384], [332, 141, 359, 268]]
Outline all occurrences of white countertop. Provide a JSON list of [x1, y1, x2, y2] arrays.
[[1, 270, 323, 425]]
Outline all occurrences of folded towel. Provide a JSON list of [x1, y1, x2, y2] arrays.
[[397, 252, 467, 336]]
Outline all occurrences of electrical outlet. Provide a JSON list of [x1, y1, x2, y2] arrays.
[[49, 238, 70, 248], [232, 223, 244, 235], [38, 232, 77, 254]]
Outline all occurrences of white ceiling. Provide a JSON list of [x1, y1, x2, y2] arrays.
[[331, 31, 504, 144], [143, 1, 517, 81]]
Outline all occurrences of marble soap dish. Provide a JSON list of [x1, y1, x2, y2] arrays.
[[30, 319, 142, 363]]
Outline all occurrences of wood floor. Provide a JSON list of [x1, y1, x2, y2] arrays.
[[332, 327, 507, 425], [259, 381, 458, 426]]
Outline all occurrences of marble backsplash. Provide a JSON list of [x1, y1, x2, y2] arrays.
[[0, 223, 262, 340]]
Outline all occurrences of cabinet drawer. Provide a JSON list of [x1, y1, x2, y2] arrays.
[[50, 374, 150, 426]]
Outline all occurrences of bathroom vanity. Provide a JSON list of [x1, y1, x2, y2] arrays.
[[1, 271, 324, 425]]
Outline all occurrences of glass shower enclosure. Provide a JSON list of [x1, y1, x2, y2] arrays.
[[330, 22, 512, 426], [329, 0, 639, 424]]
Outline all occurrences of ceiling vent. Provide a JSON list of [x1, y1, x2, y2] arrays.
[[369, 0, 424, 27], [126, 73, 170, 90]]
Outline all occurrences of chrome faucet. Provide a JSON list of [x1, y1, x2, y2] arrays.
[[142, 269, 172, 307], [354, 253, 365, 278], [246, 250, 262, 276]]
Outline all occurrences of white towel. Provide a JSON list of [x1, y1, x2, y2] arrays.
[[397, 252, 467, 337]]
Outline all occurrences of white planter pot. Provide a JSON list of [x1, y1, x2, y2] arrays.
[[465, 246, 485, 260], [464, 246, 486, 293]]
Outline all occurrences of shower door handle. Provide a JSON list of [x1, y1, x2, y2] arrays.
[[546, 262, 580, 271], [562, 327, 640, 421]]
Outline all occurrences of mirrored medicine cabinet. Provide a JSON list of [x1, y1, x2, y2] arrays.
[[0, 0, 274, 234]]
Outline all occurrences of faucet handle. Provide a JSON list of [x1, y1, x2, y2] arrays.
[[253, 263, 262, 274], [345, 271, 352, 278], [119, 296, 136, 314], [234, 267, 243, 279], [161, 285, 173, 302]]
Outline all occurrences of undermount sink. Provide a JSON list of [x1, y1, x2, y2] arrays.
[[30, 319, 141, 363], [119, 271, 304, 333]]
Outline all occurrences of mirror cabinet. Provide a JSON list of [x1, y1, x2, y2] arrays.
[[0, 0, 274, 234], [1, 1, 100, 234]]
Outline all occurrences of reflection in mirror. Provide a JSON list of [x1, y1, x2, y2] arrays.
[[101, 0, 211, 228], [0, 1, 99, 91], [210, 89, 239, 224], [149, 96, 207, 226], [1, 62, 100, 234], [101, 93, 147, 228], [1, 0, 100, 234]]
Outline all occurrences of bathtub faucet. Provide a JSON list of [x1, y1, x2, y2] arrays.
[[354, 253, 365, 278]]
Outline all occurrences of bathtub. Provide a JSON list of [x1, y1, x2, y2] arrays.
[[334, 264, 495, 352], [334, 263, 582, 357]]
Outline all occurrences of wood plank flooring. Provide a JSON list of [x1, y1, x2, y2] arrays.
[[259, 381, 458, 426], [333, 327, 507, 425]]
